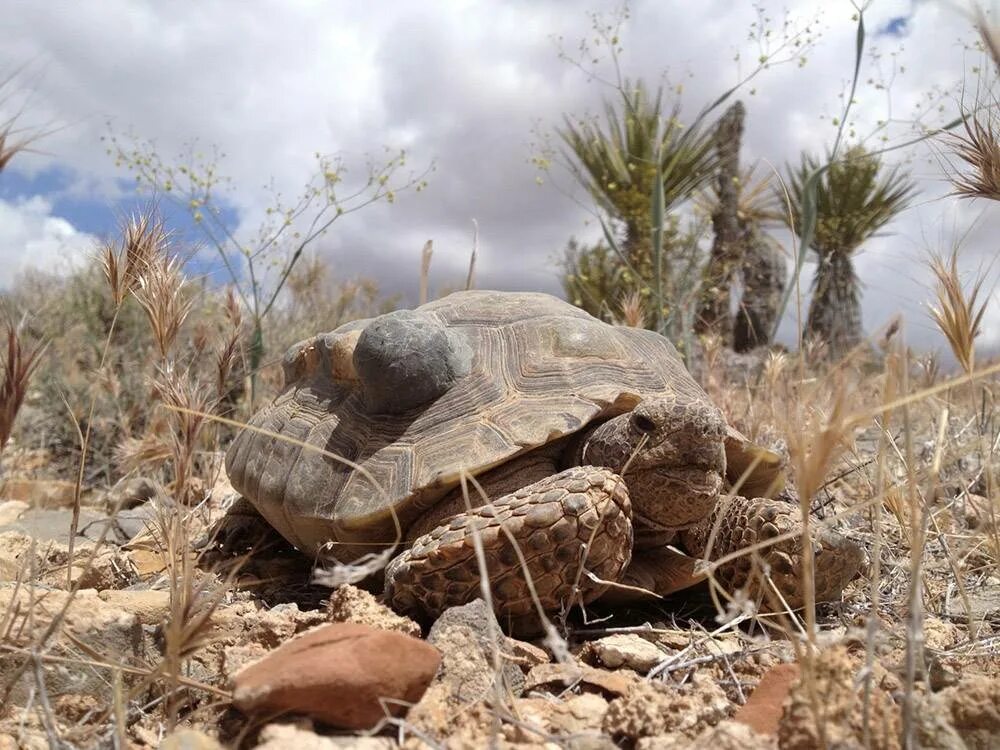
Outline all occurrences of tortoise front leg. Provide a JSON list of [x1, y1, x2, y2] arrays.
[[680, 495, 863, 608], [383, 467, 633, 624]]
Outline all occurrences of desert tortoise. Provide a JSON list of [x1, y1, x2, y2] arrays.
[[226, 290, 861, 625]]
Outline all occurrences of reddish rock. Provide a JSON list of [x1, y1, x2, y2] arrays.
[[733, 662, 800, 736], [232, 622, 441, 729]]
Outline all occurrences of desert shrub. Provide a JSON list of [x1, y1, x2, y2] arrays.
[[0, 236, 391, 488]]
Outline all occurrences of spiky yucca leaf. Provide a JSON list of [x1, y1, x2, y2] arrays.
[[783, 145, 916, 258], [695, 164, 785, 226], [558, 79, 719, 257]]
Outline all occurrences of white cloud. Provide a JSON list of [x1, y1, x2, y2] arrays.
[[0, 196, 95, 288], [0, 0, 995, 354]]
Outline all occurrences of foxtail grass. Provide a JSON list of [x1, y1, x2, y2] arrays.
[[0, 323, 46, 455]]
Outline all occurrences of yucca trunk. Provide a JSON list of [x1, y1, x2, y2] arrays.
[[805, 250, 862, 358], [734, 226, 786, 351], [697, 101, 745, 342]]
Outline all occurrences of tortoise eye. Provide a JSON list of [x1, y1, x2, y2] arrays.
[[632, 413, 656, 433]]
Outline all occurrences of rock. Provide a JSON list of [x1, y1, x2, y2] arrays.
[[232, 622, 440, 730], [104, 476, 167, 511], [945, 674, 1000, 747], [403, 683, 462, 739], [915, 673, 1000, 749], [923, 616, 960, 651], [562, 737, 619, 750], [327, 584, 421, 637], [733, 662, 799, 736], [254, 602, 328, 649], [701, 720, 774, 749], [0, 508, 124, 545], [221, 643, 270, 685], [0, 479, 77, 508], [98, 589, 172, 626], [159, 729, 224, 749], [127, 547, 170, 577], [210, 601, 334, 686], [255, 722, 397, 749], [426, 599, 525, 703], [509, 693, 609, 741], [587, 634, 668, 672], [778, 646, 900, 750], [525, 662, 638, 698], [0, 501, 27, 526], [947, 581, 1000, 625], [0, 531, 134, 589], [505, 637, 550, 669], [0, 731, 47, 750], [114, 502, 163, 541], [53, 692, 102, 722], [603, 675, 731, 742], [0, 585, 152, 703], [636, 720, 774, 749], [403, 681, 507, 747], [650, 629, 696, 650]]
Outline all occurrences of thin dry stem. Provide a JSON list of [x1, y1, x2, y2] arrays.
[[419, 239, 433, 305]]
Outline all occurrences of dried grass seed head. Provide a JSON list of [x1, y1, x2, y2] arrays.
[[0, 323, 47, 453], [102, 209, 172, 306], [926, 249, 988, 375], [133, 255, 195, 359], [947, 106, 1000, 203]]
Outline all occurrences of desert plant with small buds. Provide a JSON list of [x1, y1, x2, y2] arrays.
[[105, 131, 430, 403]]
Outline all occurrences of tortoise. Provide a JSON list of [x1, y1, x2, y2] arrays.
[[226, 290, 862, 627]]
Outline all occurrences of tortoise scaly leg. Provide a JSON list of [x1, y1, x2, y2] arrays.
[[680, 495, 863, 608], [384, 466, 633, 624]]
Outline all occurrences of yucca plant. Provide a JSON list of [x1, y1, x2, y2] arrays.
[[561, 238, 625, 321], [781, 145, 916, 358], [558, 79, 719, 289], [694, 134, 789, 351]]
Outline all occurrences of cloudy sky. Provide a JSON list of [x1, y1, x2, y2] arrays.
[[0, 0, 997, 354]]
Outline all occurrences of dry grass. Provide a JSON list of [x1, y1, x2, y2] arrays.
[[1, 74, 999, 750], [927, 248, 989, 376], [101, 210, 170, 307], [946, 102, 1000, 202], [945, 8, 1000, 203], [0, 323, 46, 455], [3, 252, 1000, 745]]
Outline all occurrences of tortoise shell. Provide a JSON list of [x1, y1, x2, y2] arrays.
[[225, 290, 714, 560]]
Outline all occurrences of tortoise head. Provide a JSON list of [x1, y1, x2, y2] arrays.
[[351, 309, 472, 414], [582, 396, 728, 533]]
